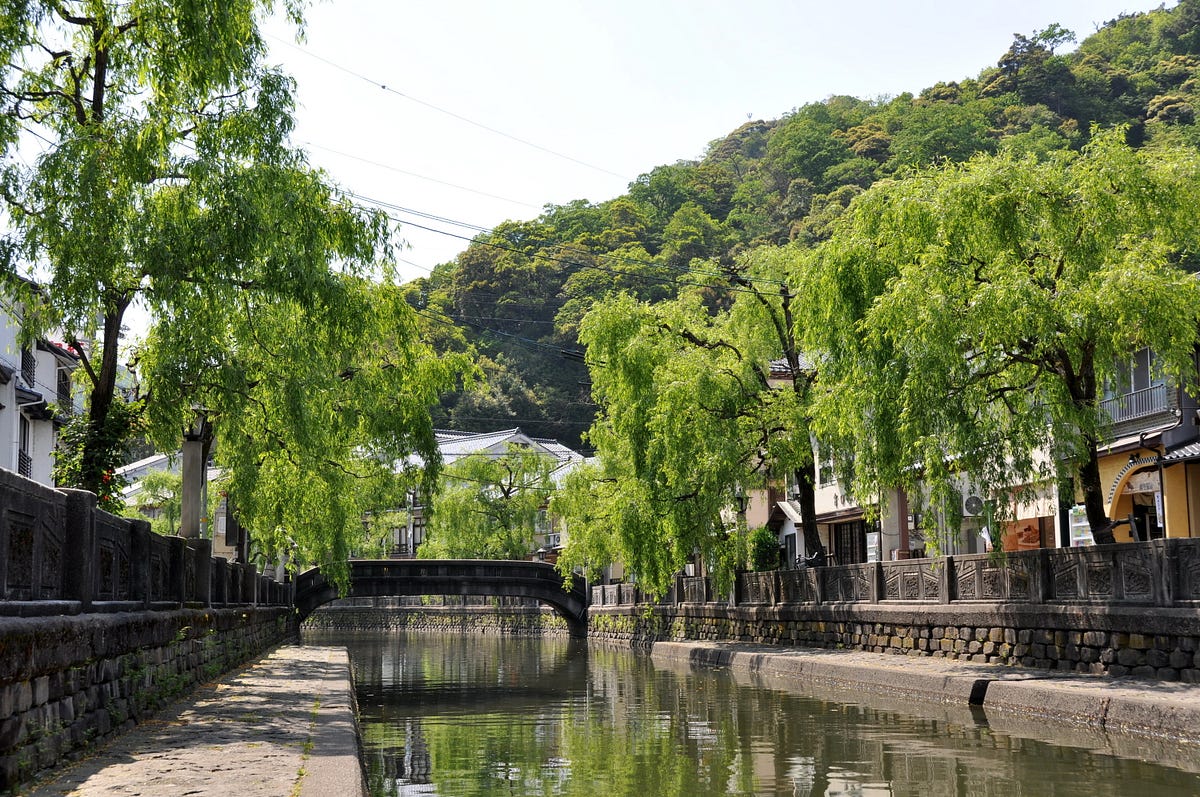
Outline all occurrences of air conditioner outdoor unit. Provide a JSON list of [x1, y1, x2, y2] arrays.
[[963, 494, 985, 517]]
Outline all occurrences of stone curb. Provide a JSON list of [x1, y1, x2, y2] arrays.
[[298, 648, 366, 797], [649, 640, 1200, 743]]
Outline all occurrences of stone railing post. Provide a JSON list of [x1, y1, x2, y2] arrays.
[[232, 563, 244, 603], [1152, 539, 1170, 607], [60, 489, 97, 609], [729, 572, 740, 607], [212, 557, 227, 605], [940, 557, 953, 604], [1032, 548, 1050, 604], [869, 561, 883, 604], [168, 536, 187, 605], [246, 564, 259, 604], [193, 539, 212, 606], [129, 519, 151, 608]]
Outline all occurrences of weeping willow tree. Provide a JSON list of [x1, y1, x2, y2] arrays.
[[555, 248, 821, 597], [0, 2, 475, 581], [419, 444, 556, 560], [805, 130, 1200, 542], [138, 277, 474, 585]]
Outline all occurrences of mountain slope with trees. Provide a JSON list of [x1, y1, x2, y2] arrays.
[[411, 1, 1200, 451]]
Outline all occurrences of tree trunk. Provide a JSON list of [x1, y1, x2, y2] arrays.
[[794, 462, 826, 565], [78, 301, 129, 495], [1078, 439, 1115, 545], [778, 284, 826, 565]]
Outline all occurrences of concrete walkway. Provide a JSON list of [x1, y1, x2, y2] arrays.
[[20, 646, 363, 797], [651, 640, 1200, 743]]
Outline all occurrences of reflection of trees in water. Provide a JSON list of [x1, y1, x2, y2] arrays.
[[344, 633, 1200, 797]]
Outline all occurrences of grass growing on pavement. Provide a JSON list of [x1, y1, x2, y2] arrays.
[[289, 697, 321, 797]]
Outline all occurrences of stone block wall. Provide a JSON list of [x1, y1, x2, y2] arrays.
[[0, 606, 290, 793], [303, 598, 568, 636], [589, 602, 1200, 682]]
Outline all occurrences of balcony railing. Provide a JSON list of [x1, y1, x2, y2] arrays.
[[17, 450, 32, 478], [1101, 383, 1170, 424]]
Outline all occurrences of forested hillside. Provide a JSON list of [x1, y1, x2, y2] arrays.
[[404, 1, 1200, 450]]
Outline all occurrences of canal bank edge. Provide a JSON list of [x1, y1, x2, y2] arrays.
[[649, 640, 1200, 743], [21, 645, 365, 797]]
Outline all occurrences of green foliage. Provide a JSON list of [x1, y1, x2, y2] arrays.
[[805, 130, 1200, 534], [138, 278, 473, 585], [749, 526, 781, 571], [52, 399, 142, 512], [419, 444, 556, 560], [0, 2, 476, 583], [557, 248, 823, 595], [121, 468, 183, 536], [411, 1, 1200, 459]]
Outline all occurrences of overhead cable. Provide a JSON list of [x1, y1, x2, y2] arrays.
[[269, 34, 626, 179]]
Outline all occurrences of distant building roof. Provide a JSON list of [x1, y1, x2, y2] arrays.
[[430, 428, 583, 483]]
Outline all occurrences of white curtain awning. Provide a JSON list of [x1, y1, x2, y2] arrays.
[[777, 500, 803, 524]]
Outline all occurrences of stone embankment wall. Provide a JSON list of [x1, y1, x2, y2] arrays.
[[0, 606, 290, 792], [589, 602, 1200, 682], [0, 465, 296, 794], [590, 540, 1200, 683], [304, 597, 568, 636]]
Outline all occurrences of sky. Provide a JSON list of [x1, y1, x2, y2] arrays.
[[266, 0, 1172, 282]]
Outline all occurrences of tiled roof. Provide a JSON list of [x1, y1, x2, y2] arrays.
[[1164, 441, 1200, 462], [436, 428, 529, 460]]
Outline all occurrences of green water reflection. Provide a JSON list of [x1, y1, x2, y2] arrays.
[[308, 631, 1200, 796]]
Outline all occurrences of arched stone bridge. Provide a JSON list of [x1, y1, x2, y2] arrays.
[[293, 559, 589, 637]]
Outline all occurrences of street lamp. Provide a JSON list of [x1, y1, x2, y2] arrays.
[[180, 406, 210, 539], [734, 485, 749, 516]]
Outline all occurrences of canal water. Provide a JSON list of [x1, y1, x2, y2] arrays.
[[307, 631, 1200, 796]]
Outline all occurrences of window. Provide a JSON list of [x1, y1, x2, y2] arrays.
[[17, 415, 31, 477], [56, 367, 72, 411], [816, 445, 836, 487], [20, 346, 34, 387], [833, 520, 867, 564], [411, 512, 425, 548], [1105, 348, 1165, 397]]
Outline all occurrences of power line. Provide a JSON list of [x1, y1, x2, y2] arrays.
[[269, 33, 625, 179], [450, 314, 559, 326], [412, 306, 586, 363], [442, 414, 594, 427], [396, 257, 433, 274], [305, 141, 541, 209]]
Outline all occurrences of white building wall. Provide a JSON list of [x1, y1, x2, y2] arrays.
[[0, 292, 78, 488], [0, 306, 22, 476]]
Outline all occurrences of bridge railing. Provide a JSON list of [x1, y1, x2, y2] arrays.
[[590, 538, 1200, 611], [0, 468, 289, 615]]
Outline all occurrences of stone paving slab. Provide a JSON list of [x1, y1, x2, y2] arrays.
[[650, 640, 1200, 743], [19, 645, 363, 797]]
